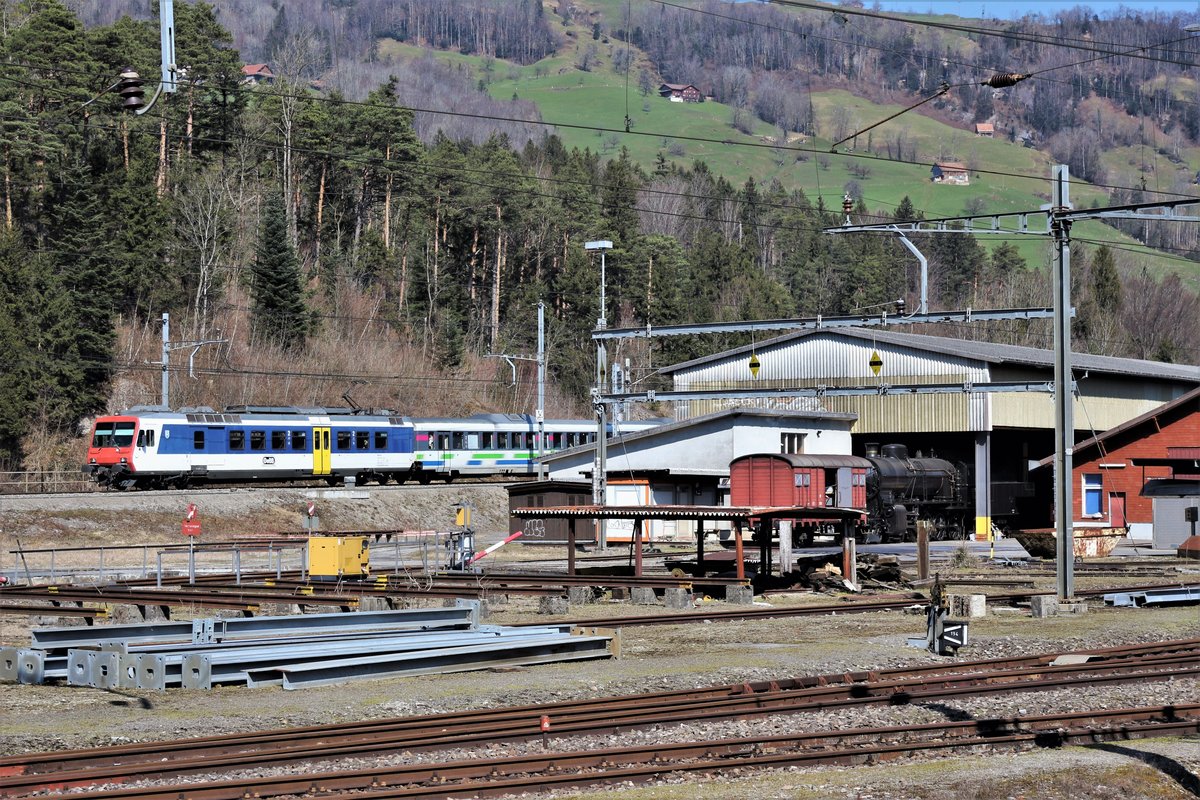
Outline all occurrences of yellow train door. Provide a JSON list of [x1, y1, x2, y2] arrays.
[[313, 427, 331, 475]]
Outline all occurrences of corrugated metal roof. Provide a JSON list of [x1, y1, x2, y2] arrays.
[[1036, 385, 1200, 467], [730, 453, 873, 469], [510, 505, 866, 520], [660, 328, 1200, 384], [542, 407, 856, 462]]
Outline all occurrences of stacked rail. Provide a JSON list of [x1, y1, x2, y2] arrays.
[[0, 602, 616, 690]]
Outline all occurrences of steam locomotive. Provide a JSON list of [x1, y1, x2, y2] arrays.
[[729, 444, 971, 542]]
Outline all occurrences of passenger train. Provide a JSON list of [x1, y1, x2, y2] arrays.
[[83, 406, 662, 490]]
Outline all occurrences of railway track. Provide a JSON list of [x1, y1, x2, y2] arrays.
[[2, 638, 1196, 796], [16, 705, 1198, 800]]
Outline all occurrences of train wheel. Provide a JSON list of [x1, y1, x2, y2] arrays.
[[443, 472, 455, 484], [393, 473, 407, 485], [417, 472, 432, 485]]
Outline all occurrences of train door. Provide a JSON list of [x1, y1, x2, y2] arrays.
[[313, 427, 331, 475], [437, 432, 453, 474]]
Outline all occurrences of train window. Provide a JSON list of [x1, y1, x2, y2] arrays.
[[336, 431, 351, 450], [426, 434, 436, 450], [250, 431, 266, 451], [496, 432, 510, 449], [780, 432, 806, 454], [229, 430, 245, 450], [1082, 474, 1103, 516], [271, 431, 287, 449], [136, 429, 156, 448], [91, 422, 114, 447], [466, 433, 479, 449], [193, 430, 205, 450], [292, 430, 307, 450], [794, 473, 811, 487], [375, 431, 388, 450], [453, 432, 466, 449], [355, 431, 370, 450], [437, 433, 452, 450], [481, 432, 494, 448]]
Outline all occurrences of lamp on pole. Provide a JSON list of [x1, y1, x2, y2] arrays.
[[584, 240, 613, 548]]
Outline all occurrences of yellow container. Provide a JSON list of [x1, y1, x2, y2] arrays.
[[308, 536, 370, 578]]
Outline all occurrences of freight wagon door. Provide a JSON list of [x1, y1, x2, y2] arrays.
[[313, 427, 331, 475], [836, 468, 854, 507]]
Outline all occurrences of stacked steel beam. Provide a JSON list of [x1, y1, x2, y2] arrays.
[[0, 602, 616, 690]]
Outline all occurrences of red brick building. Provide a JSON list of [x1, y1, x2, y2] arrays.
[[1043, 386, 1200, 537]]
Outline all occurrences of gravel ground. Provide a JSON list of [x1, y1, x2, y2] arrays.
[[1, 487, 1198, 798]]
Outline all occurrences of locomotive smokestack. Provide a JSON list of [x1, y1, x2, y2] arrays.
[[865, 443, 880, 457]]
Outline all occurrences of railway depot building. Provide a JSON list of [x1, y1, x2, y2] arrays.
[[660, 329, 1200, 538], [515, 408, 856, 543], [1035, 385, 1200, 542]]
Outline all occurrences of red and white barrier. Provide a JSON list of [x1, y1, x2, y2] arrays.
[[465, 531, 524, 566]]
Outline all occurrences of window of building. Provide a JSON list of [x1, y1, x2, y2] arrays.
[[250, 430, 266, 451], [193, 430, 205, 450], [780, 432, 806, 454], [336, 431, 351, 450], [375, 431, 388, 450], [271, 431, 287, 450], [229, 430, 245, 450], [292, 430, 307, 450], [1082, 473, 1103, 516]]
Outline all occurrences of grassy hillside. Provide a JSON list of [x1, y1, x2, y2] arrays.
[[375, 19, 1200, 292]]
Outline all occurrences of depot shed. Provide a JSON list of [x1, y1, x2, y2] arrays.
[[661, 328, 1199, 536], [541, 407, 856, 486]]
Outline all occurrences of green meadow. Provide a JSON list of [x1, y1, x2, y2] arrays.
[[375, 31, 1198, 291]]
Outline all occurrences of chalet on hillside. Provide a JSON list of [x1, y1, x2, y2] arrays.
[[658, 83, 703, 103], [241, 64, 275, 86], [974, 122, 994, 137], [931, 162, 969, 185]]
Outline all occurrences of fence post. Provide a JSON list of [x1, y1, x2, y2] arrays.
[[156, 552, 163, 588]]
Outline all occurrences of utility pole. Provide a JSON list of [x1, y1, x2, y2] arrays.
[[536, 301, 546, 481], [585, 241, 613, 548], [484, 302, 547, 479], [157, 312, 228, 409], [1050, 165, 1074, 601]]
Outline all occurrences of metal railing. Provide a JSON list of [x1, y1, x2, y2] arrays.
[[0, 470, 96, 495]]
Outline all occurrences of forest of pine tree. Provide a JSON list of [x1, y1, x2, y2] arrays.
[[0, 1, 1196, 472]]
